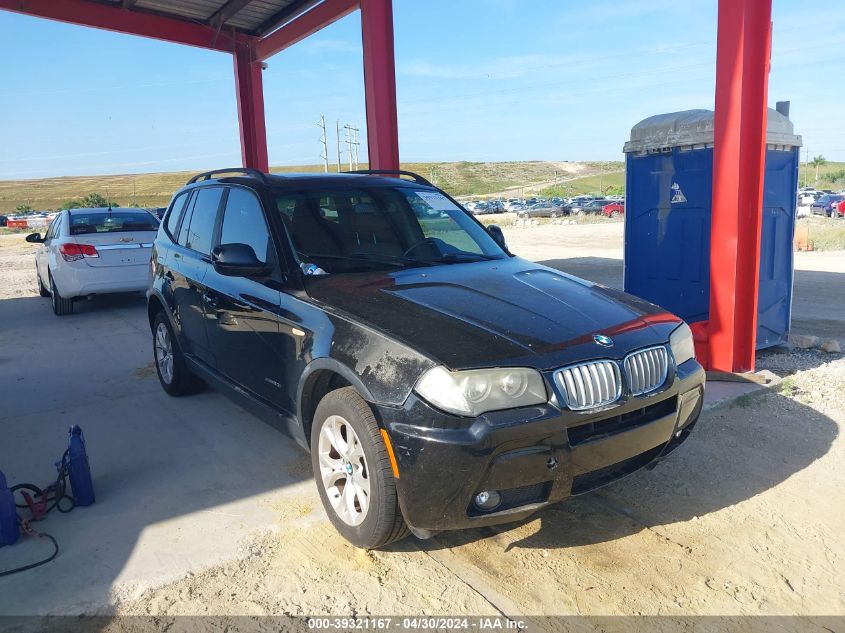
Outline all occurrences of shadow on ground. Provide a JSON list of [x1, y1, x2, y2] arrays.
[[391, 387, 838, 552], [0, 294, 311, 615]]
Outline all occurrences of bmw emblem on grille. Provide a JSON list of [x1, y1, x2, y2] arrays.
[[593, 334, 614, 347]]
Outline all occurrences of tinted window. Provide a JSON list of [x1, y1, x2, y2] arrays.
[[220, 188, 270, 263], [180, 187, 222, 255], [165, 192, 189, 238], [69, 211, 158, 235], [46, 215, 61, 239], [275, 186, 505, 273]]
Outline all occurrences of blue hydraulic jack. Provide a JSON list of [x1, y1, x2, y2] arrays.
[[0, 425, 95, 576]]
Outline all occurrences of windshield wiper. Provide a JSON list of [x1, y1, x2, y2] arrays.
[[419, 253, 501, 264], [298, 252, 432, 269]]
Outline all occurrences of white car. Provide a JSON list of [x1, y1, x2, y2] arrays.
[[798, 192, 816, 206], [26, 207, 159, 315]]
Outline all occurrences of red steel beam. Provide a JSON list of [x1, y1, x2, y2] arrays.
[[234, 44, 269, 172], [0, 0, 247, 52], [254, 0, 359, 61], [708, 0, 773, 372], [360, 0, 399, 170]]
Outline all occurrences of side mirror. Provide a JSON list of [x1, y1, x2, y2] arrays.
[[487, 224, 508, 251], [25, 233, 44, 243], [211, 243, 271, 277]]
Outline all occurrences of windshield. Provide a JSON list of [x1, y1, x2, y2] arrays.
[[275, 186, 507, 273]]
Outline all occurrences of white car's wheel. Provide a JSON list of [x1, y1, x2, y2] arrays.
[[37, 270, 50, 298], [49, 273, 74, 316]]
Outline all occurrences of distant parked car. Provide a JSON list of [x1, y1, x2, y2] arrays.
[[25, 207, 160, 315], [572, 199, 613, 215], [798, 192, 816, 206], [517, 202, 566, 219], [834, 199, 845, 219], [810, 194, 843, 217], [602, 201, 625, 218]]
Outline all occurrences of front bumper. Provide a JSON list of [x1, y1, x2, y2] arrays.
[[379, 358, 705, 532]]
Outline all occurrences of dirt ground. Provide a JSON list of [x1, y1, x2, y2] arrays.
[[0, 225, 843, 623]]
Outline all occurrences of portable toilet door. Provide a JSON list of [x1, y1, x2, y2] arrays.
[[623, 107, 802, 349]]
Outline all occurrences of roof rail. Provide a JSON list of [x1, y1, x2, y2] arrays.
[[186, 167, 270, 185], [348, 169, 433, 187]]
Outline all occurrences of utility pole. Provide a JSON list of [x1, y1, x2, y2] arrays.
[[344, 124, 360, 171], [336, 120, 342, 172], [318, 115, 329, 173]]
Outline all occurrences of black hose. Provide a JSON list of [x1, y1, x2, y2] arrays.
[[1, 450, 71, 577], [10, 450, 75, 517], [0, 527, 59, 578]]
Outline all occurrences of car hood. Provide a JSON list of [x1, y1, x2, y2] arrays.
[[303, 257, 681, 370]]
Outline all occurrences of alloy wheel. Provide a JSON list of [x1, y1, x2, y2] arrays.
[[155, 322, 174, 384], [318, 415, 371, 526]]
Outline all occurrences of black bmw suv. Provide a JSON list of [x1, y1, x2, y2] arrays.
[[147, 168, 705, 548]]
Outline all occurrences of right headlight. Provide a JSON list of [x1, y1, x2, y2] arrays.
[[414, 366, 548, 417], [669, 322, 696, 365]]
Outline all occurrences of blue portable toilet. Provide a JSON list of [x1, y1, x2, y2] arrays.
[[623, 106, 802, 349]]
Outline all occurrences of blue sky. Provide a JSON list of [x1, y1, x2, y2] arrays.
[[0, 0, 842, 179]]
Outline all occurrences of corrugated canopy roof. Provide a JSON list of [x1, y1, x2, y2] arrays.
[[101, 0, 318, 36]]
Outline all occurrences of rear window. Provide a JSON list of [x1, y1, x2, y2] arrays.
[[69, 211, 159, 235]]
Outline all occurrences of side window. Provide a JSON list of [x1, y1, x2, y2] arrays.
[[46, 215, 60, 240], [165, 191, 189, 238], [179, 187, 222, 255], [220, 188, 270, 263]]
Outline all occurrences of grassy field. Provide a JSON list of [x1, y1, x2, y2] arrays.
[[0, 160, 598, 213], [798, 216, 845, 251], [540, 169, 625, 198], [798, 160, 845, 191]]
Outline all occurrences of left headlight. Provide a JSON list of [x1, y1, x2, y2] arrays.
[[669, 322, 696, 365], [414, 366, 548, 417]]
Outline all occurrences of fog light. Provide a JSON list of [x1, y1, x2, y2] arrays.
[[474, 490, 502, 511]]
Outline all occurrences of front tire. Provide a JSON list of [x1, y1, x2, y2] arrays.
[[152, 311, 204, 396], [37, 270, 50, 297], [311, 387, 409, 549], [49, 273, 73, 316]]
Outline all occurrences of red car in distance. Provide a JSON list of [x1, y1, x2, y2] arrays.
[[602, 201, 625, 218]]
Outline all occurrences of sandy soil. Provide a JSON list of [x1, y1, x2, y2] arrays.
[[1, 225, 843, 621], [0, 232, 38, 297]]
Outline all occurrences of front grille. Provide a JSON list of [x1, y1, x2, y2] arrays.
[[554, 360, 621, 410], [567, 396, 677, 446], [623, 346, 669, 396]]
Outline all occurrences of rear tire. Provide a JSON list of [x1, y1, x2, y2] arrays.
[[37, 271, 50, 297], [311, 387, 409, 549], [49, 273, 74, 316], [152, 311, 204, 396]]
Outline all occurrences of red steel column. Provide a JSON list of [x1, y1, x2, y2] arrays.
[[708, 0, 772, 372], [234, 43, 269, 172], [360, 0, 399, 170]]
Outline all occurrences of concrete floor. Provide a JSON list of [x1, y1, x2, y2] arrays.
[[0, 294, 315, 613], [0, 281, 774, 615], [0, 227, 841, 616]]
